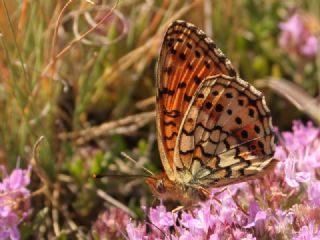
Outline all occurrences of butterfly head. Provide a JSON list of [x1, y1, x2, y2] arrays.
[[145, 172, 210, 205], [145, 172, 180, 200]]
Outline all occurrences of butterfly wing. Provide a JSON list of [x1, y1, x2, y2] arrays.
[[173, 75, 277, 187], [156, 20, 237, 180]]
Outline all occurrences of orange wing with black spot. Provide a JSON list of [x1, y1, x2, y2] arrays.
[[156, 20, 237, 179], [174, 75, 277, 186]]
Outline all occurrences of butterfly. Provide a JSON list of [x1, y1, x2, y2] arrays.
[[145, 20, 278, 206]]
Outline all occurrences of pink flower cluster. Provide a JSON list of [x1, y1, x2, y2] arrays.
[[279, 13, 318, 58], [93, 121, 320, 239], [0, 165, 32, 240], [92, 207, 130, 239]]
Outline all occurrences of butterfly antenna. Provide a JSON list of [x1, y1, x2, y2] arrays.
[[121, 152, 155, 176]]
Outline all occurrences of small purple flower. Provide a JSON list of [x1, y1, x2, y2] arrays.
[[275, 121, 319, 187], [284, 153, 310, 188], [283, 121, 319, 150], [279, 13, 318, 58], [307, 181, 320, 207], [279, 14, 304, 43], [272, 209, 295, 235], [245, 201, 270, 236], [209, 233, 219, 240], [179, 229, 197, 240], [291, 204, 320, 230], [92, 208, 130, 239], [149, 204, 174, 230], [241, 233, 257, 240], [0, 165, 32, 240], [180, 201, 213, 235], [293, 222, 320, 240], [126, 222, 147, 240], [301, 36, 318, 57]]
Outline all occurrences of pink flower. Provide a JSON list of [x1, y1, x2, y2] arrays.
[[301, 36, 318, 57], [284, 153, 310, 188], [244, 201, 270, 237], [126, 222, 147, 240], [273, 209, 295, 235], [241, 234, 257, 240], [291, 204, 320, 229], [279, 14, 305, 43], [180, 204, 213, 238], [283, 121, 319, 150], [307, 181, 320, 207], [149, 204, 174, 230], [209, 233, 219, 240], [275, 121, 320, 187], [293, 222, 320, 239], [279, 13, 318, 58], [0, 165, 32, 240], [92, 208, 130, 239]]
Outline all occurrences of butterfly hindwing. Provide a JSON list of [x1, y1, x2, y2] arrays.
[[174, 75, 276, 186], [156, 20, 237, 177]]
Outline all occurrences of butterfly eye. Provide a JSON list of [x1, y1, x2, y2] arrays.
[[156, 180, 166, 193]]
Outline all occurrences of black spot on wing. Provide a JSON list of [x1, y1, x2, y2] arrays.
[[159, 88, 175, 96], [195, 50, 201, 58], [184, 94, 192, 102], [194, 76, 201, 84], [178, 82, 187, 88]]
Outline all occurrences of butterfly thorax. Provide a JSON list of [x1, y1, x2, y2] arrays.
[[145, 172, 210, 206]]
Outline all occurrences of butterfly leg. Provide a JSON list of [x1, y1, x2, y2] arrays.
[[172, 205, 185, 213], [209, 187, 229, 204], [172, 204, 200, 213], [227, 188, 249, 216], [195, 186, 211, 201]]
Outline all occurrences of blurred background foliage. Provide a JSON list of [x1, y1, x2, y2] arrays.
[[0, 0, 319, 238]]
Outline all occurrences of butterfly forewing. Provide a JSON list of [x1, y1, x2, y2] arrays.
[[156, 20, 237, 176], [174, 75, 276, 186]]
